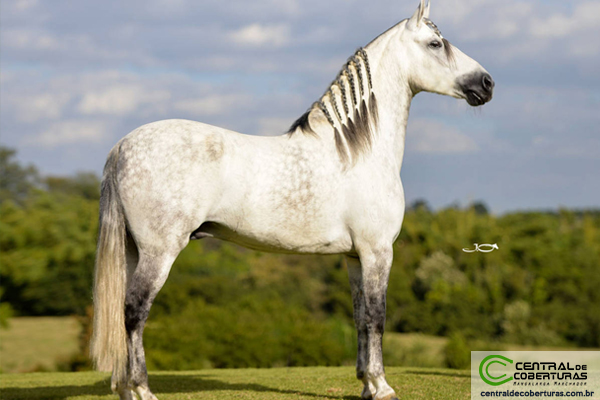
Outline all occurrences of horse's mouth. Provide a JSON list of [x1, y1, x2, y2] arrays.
[[466, 90, 486, 106]]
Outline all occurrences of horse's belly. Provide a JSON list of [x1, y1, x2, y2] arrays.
[[192, 221, 353, 255]]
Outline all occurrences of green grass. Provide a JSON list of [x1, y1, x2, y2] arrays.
[[0, 317, 80, 373], [0, 367, 470, 400]]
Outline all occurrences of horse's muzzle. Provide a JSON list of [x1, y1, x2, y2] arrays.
[[458, 72, 494, 106]]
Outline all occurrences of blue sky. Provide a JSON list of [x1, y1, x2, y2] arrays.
[[1, 0, 599, 213]]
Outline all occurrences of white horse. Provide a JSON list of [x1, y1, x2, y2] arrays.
[[91, 1, 494, 399]]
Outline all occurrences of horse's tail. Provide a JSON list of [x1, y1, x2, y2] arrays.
[[90, 142, 128, 380]]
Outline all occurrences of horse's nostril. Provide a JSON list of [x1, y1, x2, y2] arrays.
[[482, 74, 494, 92]]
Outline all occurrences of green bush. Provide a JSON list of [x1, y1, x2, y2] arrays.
[[444, 333, 470, 369], [145, 297, 354, 369]]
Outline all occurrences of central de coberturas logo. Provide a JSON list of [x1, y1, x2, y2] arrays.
[[479, 355, 588, 386]]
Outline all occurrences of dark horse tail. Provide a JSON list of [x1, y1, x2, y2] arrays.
[[90, 143, 128, 381]]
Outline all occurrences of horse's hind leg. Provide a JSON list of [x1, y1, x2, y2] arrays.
[[111, 233, 139, 400], [128, 251, 178, 400], [113, 235, 183, 400]]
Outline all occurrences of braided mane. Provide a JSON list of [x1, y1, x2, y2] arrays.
[[288, 48, 379, 166]]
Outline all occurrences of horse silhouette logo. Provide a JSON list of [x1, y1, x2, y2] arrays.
[[462, 243, 499, 253]]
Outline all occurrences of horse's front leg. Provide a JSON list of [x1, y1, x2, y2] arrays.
[[347, 248, 397, 400], [347, 256, 376, 399]]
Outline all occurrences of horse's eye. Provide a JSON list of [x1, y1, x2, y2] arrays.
[[429, 40, 442, 49]]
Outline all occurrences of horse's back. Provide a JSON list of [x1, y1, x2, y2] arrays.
[[119, 119, 234, 160]]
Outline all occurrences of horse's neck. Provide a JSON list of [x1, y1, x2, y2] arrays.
[[366, 41, 413, 172], [288, 26, 412, 173]]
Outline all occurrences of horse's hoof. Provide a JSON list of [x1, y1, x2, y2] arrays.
[[134, 386, 159, 400], [116, 389, 136, 400]]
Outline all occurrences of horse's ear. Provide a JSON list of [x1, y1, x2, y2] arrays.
[[406, 0, 426, 31], [423, 0, 431, 19]]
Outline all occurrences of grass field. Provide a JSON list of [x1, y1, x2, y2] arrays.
[[0, 318, 468, 399], [0, 367, 471, 400], [1, 317, 589, 374], [0, 317, 80, 373], [384, 333, 447, 368], [0, 317, 449, 373]]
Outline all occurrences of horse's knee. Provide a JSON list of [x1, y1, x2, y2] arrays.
[[125, 254, 176, 334], [365, 292, 386, 333]]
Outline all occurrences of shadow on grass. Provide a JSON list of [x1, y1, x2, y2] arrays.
[[2, 373, 362, 400], [400, 369, 469, 378]]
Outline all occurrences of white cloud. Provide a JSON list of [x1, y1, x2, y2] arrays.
[[1, 27, 149, 66], [77, 85, 171, 116], [530, 2, 600, 38], [432, 0, 600, 61], [269, 0, 300, 15], [173, 94, 251, 116], [438, 1, 534, 42], [408, 119, 479, 154], [12, 0, 39, 12], [228, 23, 291, 47], [14, 93, 72, 122], [14, 0, 39, 11], [487, 2, 534, 39], [23, 120, 109, 147], [531, 135, 600, 158], [433, 0, 492, 25], [2, 29, 62, 51]]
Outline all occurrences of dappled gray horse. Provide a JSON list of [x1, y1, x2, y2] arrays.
[[91, 1, 494, 399]]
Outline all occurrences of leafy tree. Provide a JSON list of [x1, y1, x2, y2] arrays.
[[46, 173, 101, 200], [0, 147, 39, 205], [470, 201, 489, 215], [0, 192, 98, 315], [408, 198, 431, 212]]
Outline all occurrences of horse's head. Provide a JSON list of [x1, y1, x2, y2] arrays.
[[397, 0, 494, 106]]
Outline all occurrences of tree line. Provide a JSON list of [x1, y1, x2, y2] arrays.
[[1, 146, 599, 370]]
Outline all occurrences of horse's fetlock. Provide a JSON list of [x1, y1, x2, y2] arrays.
[[361, 381, 377, 400]]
